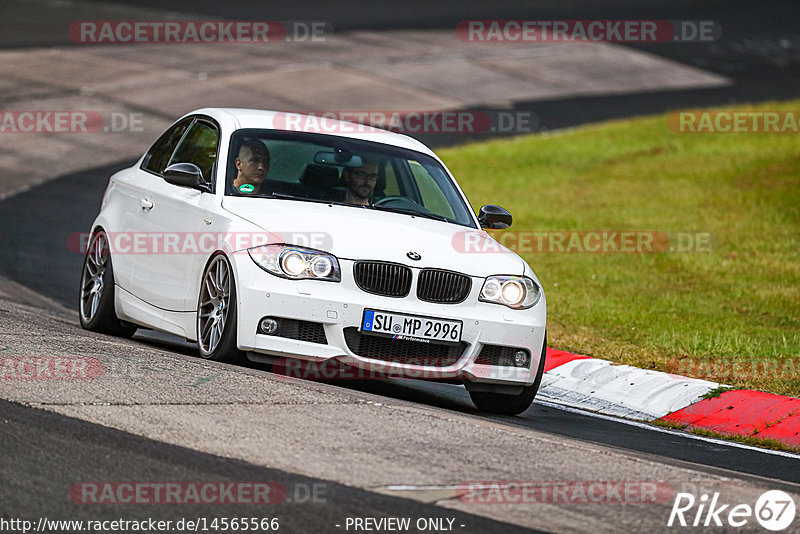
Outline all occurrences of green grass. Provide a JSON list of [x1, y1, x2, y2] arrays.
[[701, 386, 735, 399], [438, 100, 800, 396]]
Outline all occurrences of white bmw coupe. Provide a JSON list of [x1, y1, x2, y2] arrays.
[[79, 108, 547, 414]]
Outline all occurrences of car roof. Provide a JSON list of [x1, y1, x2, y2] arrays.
[[183, 108, 439, 158]]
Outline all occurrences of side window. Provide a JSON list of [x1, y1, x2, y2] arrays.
[[168, 120, 219, 183], [409, 161, 455, 218], [142, 119, 191, 174], [383, 160, 400, 196]]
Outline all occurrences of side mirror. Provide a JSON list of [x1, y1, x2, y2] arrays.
[[478, 204, 512, 229], [163, 163, 210, 192]]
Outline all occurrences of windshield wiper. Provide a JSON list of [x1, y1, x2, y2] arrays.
[[366, 205, 449, 222], [262, 194, 449, 222], [266, 193, 349, 207]]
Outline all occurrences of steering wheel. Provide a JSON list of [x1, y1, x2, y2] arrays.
[[373, 196, 419, 208]]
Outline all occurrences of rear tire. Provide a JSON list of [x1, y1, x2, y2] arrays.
[[197, 254, 244, 363], [469, 333, 547, 415], [78, 230, 137, 338]]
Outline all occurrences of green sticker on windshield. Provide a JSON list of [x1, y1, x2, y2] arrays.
[[239, 183, 255, 193]]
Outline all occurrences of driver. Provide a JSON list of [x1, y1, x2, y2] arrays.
[[341, 154, 379, 205], [233, 139, 270, 195]]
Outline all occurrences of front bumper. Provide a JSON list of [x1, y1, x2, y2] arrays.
[[231, 254, 546, 386]]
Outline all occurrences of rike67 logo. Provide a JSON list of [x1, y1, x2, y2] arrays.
[[668, 490, 796, 531]]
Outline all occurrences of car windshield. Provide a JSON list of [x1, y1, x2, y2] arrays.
[[226, 130, 476, 227]]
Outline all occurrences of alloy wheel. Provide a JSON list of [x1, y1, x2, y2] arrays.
[[198, 256, 232, 356], [80, 233, 109, 323]]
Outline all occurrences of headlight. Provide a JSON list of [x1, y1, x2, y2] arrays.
[[248, 245, 341, 282], [479, 275, 540, 309]]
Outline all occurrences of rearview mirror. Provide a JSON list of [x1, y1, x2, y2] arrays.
[[314, 151, 363, 167], [478, 204, 512, 229], [163, 163, 210, 192]]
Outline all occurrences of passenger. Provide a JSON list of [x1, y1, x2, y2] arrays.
[[341, 154, 380, 206], [233, 140, 270, 195]]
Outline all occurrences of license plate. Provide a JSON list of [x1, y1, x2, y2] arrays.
[[361, 309, 463, 345]]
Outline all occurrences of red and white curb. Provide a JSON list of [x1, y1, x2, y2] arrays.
[[541, 348, 800, 448]]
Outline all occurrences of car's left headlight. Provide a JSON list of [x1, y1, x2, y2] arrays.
[[248, 245, 341, 282], [479, 275, 540, 309]]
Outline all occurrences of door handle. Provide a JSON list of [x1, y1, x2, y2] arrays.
[[139, 198, 154, 211]]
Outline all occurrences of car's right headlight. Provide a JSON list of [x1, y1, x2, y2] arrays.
[[479, 275, 540, 309], [248, 244, 341, 282]]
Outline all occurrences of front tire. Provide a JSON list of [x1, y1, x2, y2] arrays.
[[197, 254, 243, 363], [469, 333, 547, 415], [79, 230, 137, 337]]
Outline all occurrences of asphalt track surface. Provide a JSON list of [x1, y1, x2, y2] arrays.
[[1, 399, 547, 533]]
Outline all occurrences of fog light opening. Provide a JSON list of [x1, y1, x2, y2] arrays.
[[258, 317, 279, 335], [513, 350, 528, 367]]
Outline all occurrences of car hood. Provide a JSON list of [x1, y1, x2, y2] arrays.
[[222, 197, 525, 278]]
